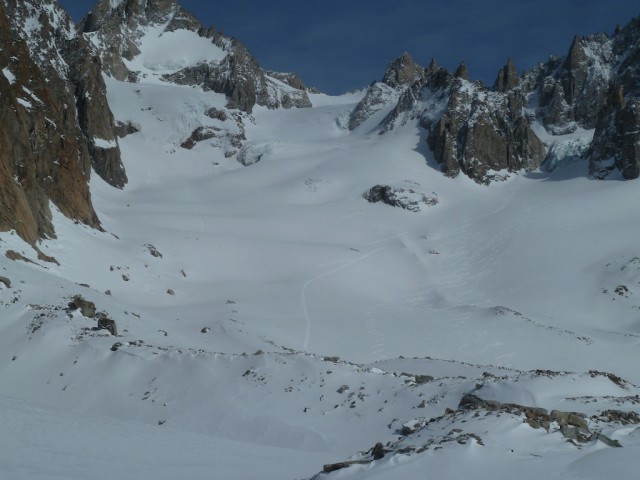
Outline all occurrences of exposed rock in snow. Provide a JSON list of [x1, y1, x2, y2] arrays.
[[363, 184, 438, 212]]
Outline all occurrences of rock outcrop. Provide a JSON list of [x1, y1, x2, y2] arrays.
[[425, 79, 546, 183], [363, 184, 438, 212]]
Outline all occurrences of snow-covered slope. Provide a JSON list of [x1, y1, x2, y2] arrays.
[[2, 68, 640, 478], [1, 3, 640, 479]]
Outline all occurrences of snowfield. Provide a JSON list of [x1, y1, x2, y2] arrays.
[[1, 72, 640, 479]]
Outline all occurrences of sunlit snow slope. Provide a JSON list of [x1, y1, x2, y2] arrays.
[[1, 73, 640, 479]]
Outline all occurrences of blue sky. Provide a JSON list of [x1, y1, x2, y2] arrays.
[[59, 0, 639, 94]]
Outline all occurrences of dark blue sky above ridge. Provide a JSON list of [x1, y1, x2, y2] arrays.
[[59, 0, 639, 94]]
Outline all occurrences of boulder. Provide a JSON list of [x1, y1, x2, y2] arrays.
[[0, 276, 10, 288], [363, 185, 438, 212], [68, 295, 97, 318], [458, 393, 488, 410], [98, 318, 118, 336], [550, 410, 589, 430], [370, 442, 386, 460]]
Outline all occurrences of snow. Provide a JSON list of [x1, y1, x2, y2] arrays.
[[16, 98, 32, 109], [93, 137, 118, 149], [1, 59, 640, 479], [2, 67, 16, 84], [138, 29, 226, 73], [120, 24, 227, 80]]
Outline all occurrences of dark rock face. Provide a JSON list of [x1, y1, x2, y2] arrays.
[[526, 36, 610, 135], [618, 101, 640, 179], [0, 1, 98, 243], [494, 58, 519, 92], [64, 36, 127, 188], [424, 78, 546, 183], [115, 121, 140, 138], [0, 0, 126, 244], [588, 85, 640, 179]]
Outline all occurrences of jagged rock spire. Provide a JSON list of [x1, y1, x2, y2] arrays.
[[454, 62, 469, 80], [494, 58, 519, 92], [562, 35, 589, 103], [382, 52, 423, 88]]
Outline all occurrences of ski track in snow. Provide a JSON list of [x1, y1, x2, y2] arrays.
[[301, 246, 386, 351], [301, 233, 407, 351]]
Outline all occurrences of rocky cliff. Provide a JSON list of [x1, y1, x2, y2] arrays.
[[0, 0, 125, 244], [351, 16, 640, 183]]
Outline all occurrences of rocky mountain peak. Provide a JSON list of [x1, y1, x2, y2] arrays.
[[454, 62, 469, 80], [81, 0, 311, 113], [382, 52, 424, 88], [82, 0, 197, 33], [310, 13, 640, 184]]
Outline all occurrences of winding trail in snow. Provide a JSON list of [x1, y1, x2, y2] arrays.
[[301, 232, 407, 351], [301, 247, 385, 351]]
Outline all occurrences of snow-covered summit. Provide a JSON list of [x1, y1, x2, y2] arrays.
[[81, 0, 311, 113]]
